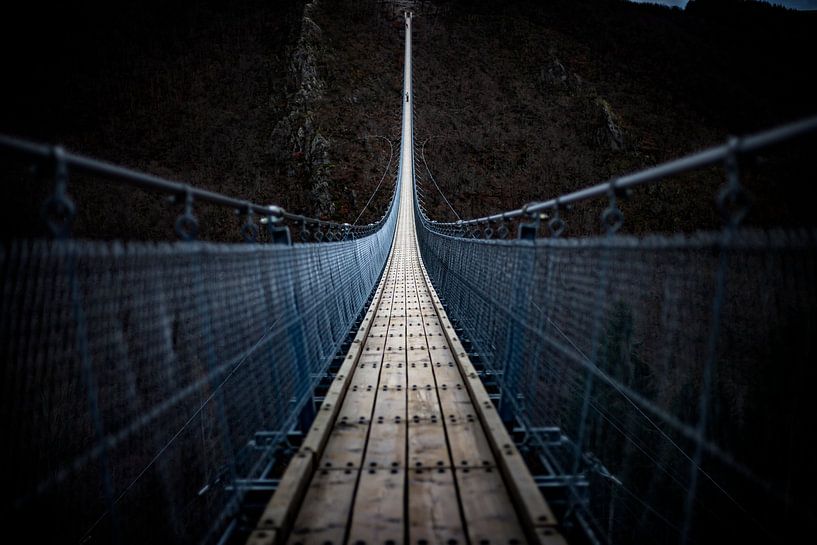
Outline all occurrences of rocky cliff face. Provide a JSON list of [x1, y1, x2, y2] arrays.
[[276, 0, 402, 224], [272, 0, 336, 217]]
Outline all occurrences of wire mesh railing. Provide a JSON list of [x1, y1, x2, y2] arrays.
[[413, 116, 817, 544], [0, 138, 400, 544]]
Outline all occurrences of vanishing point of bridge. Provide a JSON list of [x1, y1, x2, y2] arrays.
[[247, 14, 563, 545]]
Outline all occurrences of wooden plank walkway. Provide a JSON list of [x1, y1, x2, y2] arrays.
[[247, 168, 565, 545], [247, 12, 564, 545]]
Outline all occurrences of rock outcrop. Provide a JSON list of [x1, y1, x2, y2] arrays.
[[540, 50, 627, 152], [272, 0, 335, 216], [595, 97, 625, 151]]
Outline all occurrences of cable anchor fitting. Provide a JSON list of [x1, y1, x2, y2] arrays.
[[483, 220, 494, 240], [518, 202, 541, 240], [601, 179, 624, 234], [497, 216, 510, 239], [312, 223, 324, 242], [174, 188, 199, 241], [547, 198, 566, 238], [716, 136, 750, 227], [240, 207, 259, 243], [41, 145, 76, 239]]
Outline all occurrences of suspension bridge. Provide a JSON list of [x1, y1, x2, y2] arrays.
[[2, 10, 817, 545]]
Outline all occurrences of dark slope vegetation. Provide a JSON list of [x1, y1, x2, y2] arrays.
[[1, 0, 305, 241], [1, 0, 815, 241], [412, 0, 817, 234]]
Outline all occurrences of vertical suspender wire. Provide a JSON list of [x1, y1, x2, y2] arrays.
[[680, 139, 743, 545], [566, 184, 622, 529], [72, 248, 119, 544]]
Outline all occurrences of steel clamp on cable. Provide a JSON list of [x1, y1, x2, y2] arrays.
[[174, 188, 199, 241], [471, 222, 482, 239], [41, 145, 76, 239], [716, 136, 750, 228], [517, 202, 541, 240], [312, 224, 324, 242], [497, 216, 510, 239], [240, 208, 259, 243], [547, 198, 566, 238], [455, 219, 465, 238], [601, 179, 625, 234], [483, 220, 494, 240]]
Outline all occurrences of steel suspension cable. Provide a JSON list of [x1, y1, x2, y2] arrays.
[[353, 135, 396, 225], [418, 135, 462, 221]]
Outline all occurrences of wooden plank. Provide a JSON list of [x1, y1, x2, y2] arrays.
[[364, 253, 406, 470], [321, 421, 369, 470], [299, 316, 382, 458], [385, 340, 405, 353], [423, 330, 447, 344], [371, 320, 392, 334], [419, 318, 444, 334], [350, 359, 382, 384], [406, 320, 425, 337], [408, 420, 450, 469], [409, 275, 497, 475], [406, 382, 442, 421], [299, 408, 336, 456], [427, 346, 453, 365], [405, 283, 443, 425], [337, 382, 378, 421], [372, 387, 405, 418], [421, 317, 442, 330], [366, 350, 407, 468], [405, 299, 420, 313], [385, 330, 405, 343], [363, 419, 407, 469], [444, 421, 495, 470], [380, 362, 407, 388], [287, 469, 359, 545], [405, 309, 450, 468], [359, 348, 388, 364], [389, 319, 405, 334], [431, 361, 461, 383], [436, 382, 475, 421], [407, 358, 433, 373], [407, 468, 464, 545], [455, 467, 527, 545], [363, 256, 407, 474], [348, 468, 405, 544], [246, 528, 276, 545]]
